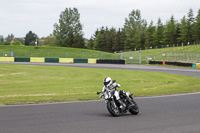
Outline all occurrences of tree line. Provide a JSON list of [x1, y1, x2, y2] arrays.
[[1, 8, 200, 53], [0, 31, 39, 46], [88, 8, 200, 52]]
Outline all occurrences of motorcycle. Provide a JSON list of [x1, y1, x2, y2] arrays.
[[97, 80, 139, 117]]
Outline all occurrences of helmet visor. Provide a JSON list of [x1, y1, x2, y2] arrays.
[[104, 81, 110, 86]]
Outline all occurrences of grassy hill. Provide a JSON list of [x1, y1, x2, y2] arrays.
[[120, 45, 200, 63], [0, 45, 120, 59], [0, 45, 200, 63]]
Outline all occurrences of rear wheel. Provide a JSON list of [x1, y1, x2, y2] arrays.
[[107, 101, 120, 117], [129, 98, 139, 115]]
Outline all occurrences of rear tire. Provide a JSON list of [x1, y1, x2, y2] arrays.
[[107, 101, 120, 117], [129, 98, 139, 115]]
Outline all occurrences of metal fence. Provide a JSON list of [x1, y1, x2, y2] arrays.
[[0, 49, 121, 59], [1, 47, 199, 64], [157, 52, 200, 63], [122, 52, 141, 64]]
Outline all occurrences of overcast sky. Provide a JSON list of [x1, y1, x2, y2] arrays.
[[0, 0, 199, 39]]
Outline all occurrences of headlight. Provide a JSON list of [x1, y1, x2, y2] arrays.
[[105, 94, 109, 99], [126, 92, 130, 97]]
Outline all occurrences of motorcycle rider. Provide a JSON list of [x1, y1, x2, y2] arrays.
[[100, 77, 126, 111]]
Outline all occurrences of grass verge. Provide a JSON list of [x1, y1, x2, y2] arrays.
[[0, 64, 200, 105], [0, 45, 119, 59]]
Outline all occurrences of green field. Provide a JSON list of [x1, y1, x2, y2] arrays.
[[120, 45, 200, 63], [0, 45, 120, 59], [1, 44, 200, 64], [0, 64, 200, 105]]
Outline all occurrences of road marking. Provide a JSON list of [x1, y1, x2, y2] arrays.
[[135, 92, 200, 99], [0, 92, 200, 108]]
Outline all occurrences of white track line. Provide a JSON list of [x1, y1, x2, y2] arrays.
[[0, 92, 200, 108], [135, 92, 200, 99]]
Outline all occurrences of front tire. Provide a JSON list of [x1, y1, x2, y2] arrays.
[[107, 101, 120, 117], [129, 98, 139, 115]]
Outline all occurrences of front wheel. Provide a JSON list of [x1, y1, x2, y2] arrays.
[[107, 101, 120, 117], [129, 98, 139, 115]]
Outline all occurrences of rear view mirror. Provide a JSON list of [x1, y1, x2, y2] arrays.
[[113, 80, 116, 83]]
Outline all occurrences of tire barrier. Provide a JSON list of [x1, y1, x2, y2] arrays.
[[149, 61, 197, 68], [192, 63, 196, 68], [74, 59, 88, 63], [0, 57, 126, 64], [0, 57, 14, 62], [149, 61, 163, 65], [15, 57, 30, 62], [96, 59, 125, 64], [45, 58, 59, 63], [30, 57, 45, 63], [88, 59, 97, 64], [197, 63, 200, 68], [59, 58, 74, 63]]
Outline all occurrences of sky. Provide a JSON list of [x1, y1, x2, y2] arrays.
[[0, 0, 199, 39]]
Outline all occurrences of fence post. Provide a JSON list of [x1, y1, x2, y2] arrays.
[[139, 50, 141, 64], [66, 49, 67, 58], [11, 48, 13, 57], [120, 53, 123, 59], [30, 48, 32, 57]]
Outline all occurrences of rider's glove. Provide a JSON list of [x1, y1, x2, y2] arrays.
[[117, 84, 121, 88], [99, 94, 104, 98]]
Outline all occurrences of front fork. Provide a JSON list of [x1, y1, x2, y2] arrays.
[[105, 98, 118, 109]]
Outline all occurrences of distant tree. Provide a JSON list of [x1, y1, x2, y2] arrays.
[[119, 28, 126, 51], [132, 28, 141, 50], [53, 7, 84, 48], [87, 39, 94, 50], [104, 27, 115, 52], [88, 29, 99, 50], [25, 31, 37, 46], [194, 9, 200, 44], [145, 21, 155, 48], [139, 20, 147, 49], [93, 33, 103, 51], [187, 8, 195, 44], [72, 34, 85, 48], [176, 23, 181, 44], [42, 34, 56, 46], [112, 28, 126, 52], [11, 40, 22, 46], [15, 38, 25, 45], [178, 16, 188, 44], [92, 27, 110, 52], [124, 9, 146, 50], [4, 34, 15, 45], [152, 18, 164, 48], [0, 35, 4, 45], [112, 29, 120, 52], [163, 15, 177, 46]]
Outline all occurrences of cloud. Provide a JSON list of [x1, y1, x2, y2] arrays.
[[0, 0, 199, 38]]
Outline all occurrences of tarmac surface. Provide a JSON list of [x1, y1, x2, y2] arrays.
[[1, 62, 200, 78], [0, 62, 200, 133]]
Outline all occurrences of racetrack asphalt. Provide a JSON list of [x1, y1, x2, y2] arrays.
[[0, 62, 200, 133], [1, 62, 200, 78]]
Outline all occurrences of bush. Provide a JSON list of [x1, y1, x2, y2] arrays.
[[11, 40, 22, 46]]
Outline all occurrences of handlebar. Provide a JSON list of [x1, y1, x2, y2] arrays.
[[97, 92, 102, 95]]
